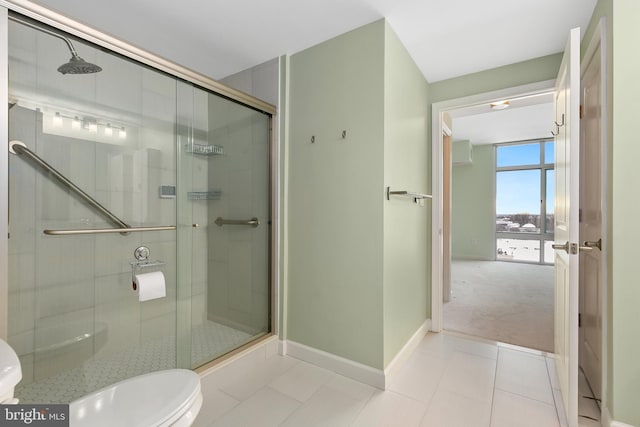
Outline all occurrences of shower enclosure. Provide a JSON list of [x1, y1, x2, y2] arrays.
[[2, 9, 274, 403]]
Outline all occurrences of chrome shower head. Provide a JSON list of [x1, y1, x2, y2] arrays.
[[57, 54, 102, 75], [10, 15, 102, 75]]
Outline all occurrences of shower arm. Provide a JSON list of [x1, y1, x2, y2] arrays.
[[10, 15, 80, 58], [9, 140, 130, 233]]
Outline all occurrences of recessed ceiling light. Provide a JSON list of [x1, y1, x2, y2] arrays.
[[490, 100, 510, 110]]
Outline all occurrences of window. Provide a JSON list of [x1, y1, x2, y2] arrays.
[[495, 140, 554, 264]]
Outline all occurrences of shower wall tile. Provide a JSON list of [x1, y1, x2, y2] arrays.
[[7, 287, 36, 338], [7, 230, 36, 257], [143, 68, 176, 103], [251, 292, 269, 332], [192, 229, 208, 282], [94, 273, 141, 359], [221, 57, 279, 106], [228, 169, 252, 222], [95, 144, 125, 192], [96, 54, 142, 115], [251, 260, 269, 295], [140, 283, 176, 322], [208, 260, 229, 316], [36, 279, 94, 319], [8, 21, 37, 87], [140, 127, 175, 171], [9, 329, 34, 358], [228, 241, 252, 313], [8, 252, 36, 292], [150, 240, 178, 283], [94, 233, 140, 276], [36, 234, 94, 287], [17, 354, 35, 386], [192, 294, 207, 327], [192, 200, 209, 226], [209, 229, 230, 262], [192, 277, 207, 297]]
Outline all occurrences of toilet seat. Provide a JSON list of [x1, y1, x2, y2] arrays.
[[70, 369, 202, 427]]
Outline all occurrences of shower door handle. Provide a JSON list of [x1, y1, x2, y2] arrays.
[[214, 217, 260, 228]]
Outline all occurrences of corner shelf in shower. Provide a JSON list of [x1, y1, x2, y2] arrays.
[[185, 143, 224, 156], [188, 190, 222, 200]]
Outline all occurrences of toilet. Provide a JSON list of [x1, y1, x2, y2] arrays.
[[0, 339, 202, 427]]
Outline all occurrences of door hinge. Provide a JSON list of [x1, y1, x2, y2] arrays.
[[580, 104, 584, 119], [579, 313, 582, 328], [579, 208, 583, 223]]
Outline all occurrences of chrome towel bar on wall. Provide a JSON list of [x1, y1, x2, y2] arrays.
[[386, 186, 432, 203]]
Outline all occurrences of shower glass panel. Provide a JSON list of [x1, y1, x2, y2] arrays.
[[6, 13, 272, 404], [177, 83, 272, 369]]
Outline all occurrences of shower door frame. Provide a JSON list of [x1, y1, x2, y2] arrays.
[[0, 0, 278, 358]]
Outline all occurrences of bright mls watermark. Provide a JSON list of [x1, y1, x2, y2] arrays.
[[0, 405, 69, 426]]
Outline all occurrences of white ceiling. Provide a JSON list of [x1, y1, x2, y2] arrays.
[[27, 0, 597, 82], [451, 93, 555, 145]]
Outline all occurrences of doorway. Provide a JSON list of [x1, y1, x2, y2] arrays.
[[441, 94, 556, 352]]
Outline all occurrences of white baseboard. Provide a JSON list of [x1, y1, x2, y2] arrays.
[[284, 340, 386, 389], [282, 319, 431, 390], [603, 405, 638, 427], [383, 319, 431, 388]]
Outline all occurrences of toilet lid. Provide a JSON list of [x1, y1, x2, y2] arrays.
[[70, 369, 201, 427]]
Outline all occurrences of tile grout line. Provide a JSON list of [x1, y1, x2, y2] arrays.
[[275, 369, 340, 426], [488, 347, 500, 427], [543, 354, 563, 425]]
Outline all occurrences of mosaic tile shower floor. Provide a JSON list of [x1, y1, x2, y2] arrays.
[[15, 320, 253, 404]]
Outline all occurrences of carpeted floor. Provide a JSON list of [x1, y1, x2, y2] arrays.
[[444, 260, 554, 352]]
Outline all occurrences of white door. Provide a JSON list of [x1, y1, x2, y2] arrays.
[[579, 23, 605, 403], [553, 27, 581, 427]]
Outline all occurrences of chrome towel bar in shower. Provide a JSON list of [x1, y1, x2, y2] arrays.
[[214, 217, 260, 228], [44, 225, 177, 236], [10, 140, 177, 237], [9, 140, 130, 232]]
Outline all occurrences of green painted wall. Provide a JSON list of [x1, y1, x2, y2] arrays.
[[430, 54, 563, 104], [287, 19, 430, 370], [610, 0, 640, 424], [287, 20, 386, 369], [382, 22, 430, 367], [451, 144, 495, 260]]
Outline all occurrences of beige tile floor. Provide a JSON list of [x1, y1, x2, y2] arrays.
[[193, 332, 599, 427]]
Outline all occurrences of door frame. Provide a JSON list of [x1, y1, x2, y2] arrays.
[[430, 79, 554, 332]]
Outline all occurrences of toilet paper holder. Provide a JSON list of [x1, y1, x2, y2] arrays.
[[131, 246, 165, 290]]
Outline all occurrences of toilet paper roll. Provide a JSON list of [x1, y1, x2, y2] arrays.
[[134, 271, 166, 302]]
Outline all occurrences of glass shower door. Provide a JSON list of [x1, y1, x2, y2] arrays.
[[178, 84, 272, 368], [7, 14, 179, 403], [6, 10, 273, 404]]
